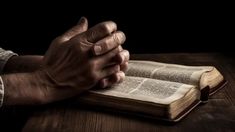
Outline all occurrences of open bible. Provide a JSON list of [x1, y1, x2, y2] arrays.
[[78, 60, 226, 122]]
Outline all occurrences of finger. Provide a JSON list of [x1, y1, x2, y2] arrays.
[[95, 47, 120, 69], [99, 78, 109, 88], [85, 21, 117, 43], [60, 17, 88, 42], [100, 64, 120, 79], [94, 49, 129, 69], [97, 46, 124, 67], [120, 61, 128, 72], [118, 45, 123, 51], [114, 49, 130, 64], [99, 71, 125, 88], [115, 71, 125, 83], [93, 31, 126, 55]]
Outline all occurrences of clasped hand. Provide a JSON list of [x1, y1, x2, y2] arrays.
[[39, 17, 129, 102]]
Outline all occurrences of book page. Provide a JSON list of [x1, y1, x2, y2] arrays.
[[126, 60, 213, 87], [90, 76, 195, 105]]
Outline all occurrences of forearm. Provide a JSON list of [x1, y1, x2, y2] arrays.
[[3, 55, 43, 73], [1, 72, 46, 105], [1, 71, 80, 106]]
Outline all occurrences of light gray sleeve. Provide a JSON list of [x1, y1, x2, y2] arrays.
[[0, 77, 4, 107], [0, 48, 18, 74], [0, 48, 18, 107]]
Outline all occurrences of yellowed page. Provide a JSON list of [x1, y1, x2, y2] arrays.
[[90, 76, 195, 105], [127, 60, 214, 87]]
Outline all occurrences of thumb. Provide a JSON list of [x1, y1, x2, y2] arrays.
[[60, 17, 88, 42]]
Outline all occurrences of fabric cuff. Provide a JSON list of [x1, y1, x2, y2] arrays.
[[0, 50, 18, 74], [0, 76, 4, 107]]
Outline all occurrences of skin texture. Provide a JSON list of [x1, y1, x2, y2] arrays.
[[1, 17, 130, 105]]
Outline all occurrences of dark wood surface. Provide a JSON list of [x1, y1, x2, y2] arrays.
[[1, 53, 235, 132]]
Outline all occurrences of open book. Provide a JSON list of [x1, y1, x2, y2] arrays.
[[78, 60, 226, 122]]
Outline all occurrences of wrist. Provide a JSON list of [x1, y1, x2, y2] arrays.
[[32, 69, 80, 104], [2, 71, 52, 105], [34, 70, 55, 88], [35, 68, 65, 89]]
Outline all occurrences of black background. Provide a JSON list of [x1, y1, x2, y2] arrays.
[[0, 2, 234, 131], [0, 2, 234, 55]]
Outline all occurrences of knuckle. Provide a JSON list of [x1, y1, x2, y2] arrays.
[[123, 50, 130, 60], [100, 21, 117, 34], [116, 31, 126, 44], [118, 45, 123, 51], [111, 31, 126, 47], [112, 33, 121, 45], [119, 73, 125, 83], [121, 62, 128, 72], [88, 30, 97, 42], [112, 65, 120, 73], [101, 39, 110, 50], [114, 46, 121, 53]]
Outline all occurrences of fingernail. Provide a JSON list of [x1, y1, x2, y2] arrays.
[[94, 46, 102, 55], [77, 17, 85, 24]]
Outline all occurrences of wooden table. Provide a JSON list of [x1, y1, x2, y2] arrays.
[[1, 53, 235, 132]]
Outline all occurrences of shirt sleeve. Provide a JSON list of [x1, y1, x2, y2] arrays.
[[0, 48, 18, 74], [0, 77, 4, 107], [0, 47, 18, 107]]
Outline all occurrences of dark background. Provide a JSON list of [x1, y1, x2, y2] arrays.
[[0, 2, 234, 130], [0, 2, 234, 55]]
